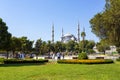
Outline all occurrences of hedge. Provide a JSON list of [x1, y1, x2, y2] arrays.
[[4, 59, 48, 64], [116, 58, 120, 61], [57, 59, 114, 64]]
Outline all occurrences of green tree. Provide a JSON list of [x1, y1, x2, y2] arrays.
[[47, 40, 55, 54], [74, 42, 82, 54], [81, 31, 86, 51], [10, 37, 22, 57], [96, 40, 110, 54], [19, 36, 33, 54], [86, 40, 95, 50], [54, 41, 64, 52], [61, 42, 66, 52], [0, 18, 11, 59], [116, 47, 120, 54], [41, 41, 48, 55], [78, 52, 88, 60], [66, 40, 76, 53], [53, 41, 66, 53], [90, 0, 120, 47], [88, 49, 95, 54], [35, 38, 42, 59], [79, 40, 95, 53]]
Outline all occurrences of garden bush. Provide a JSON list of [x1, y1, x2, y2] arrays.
[[57, 59, 114, 64], [0, 58, 4, 63], [116, 58, 120, 61], [78, 52, 88, 60], [4, 59, 48, 64]]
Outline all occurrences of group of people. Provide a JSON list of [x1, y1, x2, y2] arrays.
[[52, 52, 64, 60]]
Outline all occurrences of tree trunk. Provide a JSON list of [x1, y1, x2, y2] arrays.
[[12, 50, 15, 58], [103, 50, 105, 55], [36, 55, 38, 59], [6, 51, 9, 59], [83, 37, 85, 52]]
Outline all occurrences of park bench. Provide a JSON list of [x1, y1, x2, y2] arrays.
[[45, 56, 52, 59], [72, 57, 78, 59]]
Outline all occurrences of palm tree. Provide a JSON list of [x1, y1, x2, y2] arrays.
[[81, 31, 86, 52]]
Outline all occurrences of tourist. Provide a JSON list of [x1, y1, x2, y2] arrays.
[[62, 53, 65, 59], [57, 52, 61, 60], [52, 53, 55, 60]]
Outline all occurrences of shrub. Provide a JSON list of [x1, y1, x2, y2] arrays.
[[78, 52, 88, 60], [0, 58, 4, 63], [117, 47, 120, 54], [116, 58, 120, 61], [4, 59, 48, 64], [57, 59, 114, 64]]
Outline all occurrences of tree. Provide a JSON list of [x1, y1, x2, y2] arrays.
[[74, 42, 82, 54], [40, 41, 48, 55], [66, 40, 76, 53], [88, 49, 95, 54], [81, 31, 86, 51], [116, 47, 120, 54], [96, 40, 110, 54], [9, 36, 34, 58], [78, 40, 95, 53], [0, 18, 11, 59], [90, 0, 120, 47], [35, 38, 42, 59], [78, 52, 88, 60], [19, 37, 28, 52], [54, 41, 64, 53], [19, 36, 34, 54], [10, 37, 22, 57], [86, 40, 95, 50], [61, 42, 66, 52], [47, 40, 55, 54]]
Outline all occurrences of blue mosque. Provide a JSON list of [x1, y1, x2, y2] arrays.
[[52, 22, 80, 43]]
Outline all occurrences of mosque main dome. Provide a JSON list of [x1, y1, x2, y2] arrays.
[[61, 33, 77, 43]]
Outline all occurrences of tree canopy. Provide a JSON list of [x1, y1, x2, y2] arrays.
[[90, 0, 120, 47], [0, 18, 11, 50]]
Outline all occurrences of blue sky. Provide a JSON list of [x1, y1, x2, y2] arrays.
[[0, 0, 105, 42]]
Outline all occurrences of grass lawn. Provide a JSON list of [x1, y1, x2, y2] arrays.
[[0, 62, 120, 80]]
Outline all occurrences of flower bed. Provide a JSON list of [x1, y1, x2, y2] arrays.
[[57, 59, 114, 64], [4, 59, 48, 64]]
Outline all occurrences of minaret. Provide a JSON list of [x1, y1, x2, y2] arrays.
[[52, 23, 54, 43], [83, 27, 85, 33], [61, 28, 64, 42], [77, 21, 80, 42]]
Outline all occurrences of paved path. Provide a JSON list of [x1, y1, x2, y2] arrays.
[[34, 55, 120, 60]]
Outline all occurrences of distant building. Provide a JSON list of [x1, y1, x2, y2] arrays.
[[93, 45, 117, 54], [93, 45, 99, 53], [106, 46, 117, 54]]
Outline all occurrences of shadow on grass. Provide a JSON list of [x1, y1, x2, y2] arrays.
[[0, 63, 46, 67]]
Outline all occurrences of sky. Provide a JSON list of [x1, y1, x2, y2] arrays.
[[0, 0, 105, 42]]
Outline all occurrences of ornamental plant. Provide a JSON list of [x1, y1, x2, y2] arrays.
[[78, 52, 88, 60], [0, 58, 4, 63], [57, 59, 114, 64]]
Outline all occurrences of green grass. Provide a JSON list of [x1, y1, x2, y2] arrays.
[[0, 62, 120, 80]]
